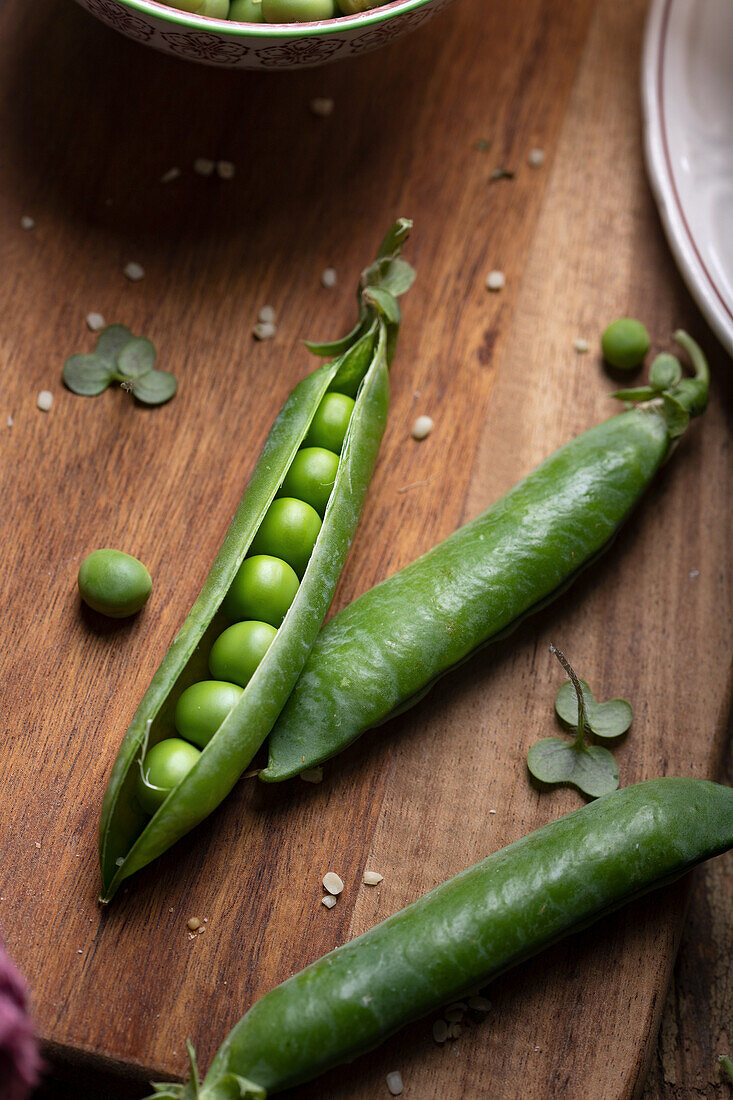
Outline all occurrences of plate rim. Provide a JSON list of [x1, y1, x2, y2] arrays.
[[641, 0, 733, 359]]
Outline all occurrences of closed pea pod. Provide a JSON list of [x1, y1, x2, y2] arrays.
[[263, 332, 709, 781], [147, 777, 733, 1097], [98, 221, 415, 902]]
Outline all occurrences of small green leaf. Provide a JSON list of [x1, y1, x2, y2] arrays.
[[527, 738, 619, 799], [118, 337, 157, 379], [362, 286, 401, 325], [588, 698, 633, 740], [610, 386, 659, 403], [130, 370, 178, 405], [554, 679, 594, 729], [662, 393, 690, 439], [649, 352, 682, 390], [305, 312, 368, 358], [62, 353, 114, 396], [95, 324, 134, 368], [361, 258, 416, 298]]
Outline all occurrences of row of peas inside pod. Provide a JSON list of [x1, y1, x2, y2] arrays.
[[136, 391, 356, 814], [171, 0, 385, 23]]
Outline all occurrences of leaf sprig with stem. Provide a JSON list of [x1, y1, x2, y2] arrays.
[[63, 324, 177, 406], [526, 646, 633, 799], [611, 329, 709, 440]]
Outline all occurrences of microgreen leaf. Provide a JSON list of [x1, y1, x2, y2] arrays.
[[527, 646, 630, 800], [362, 286, 401, 325], [527, 738, 619, 798], [62, 353, 114, 397], [649, 352, 682, 390], [129, 370, 178, 406], [361, 257, 416, 298], [117, 337, 156, 379], [95, 324, 134, 368], [376, 217, 413, 261]]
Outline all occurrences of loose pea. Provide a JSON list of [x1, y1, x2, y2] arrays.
[[249, 498, 322, 578], [209, 620, 277, 687], [174, 680, 244, 749], [78, 548, 152, 619], [223, 555, 300, 626], [601, 318, 651, 371], [304, 393, 355, 454], [261, 0, 337, 20], [136, 739, 201, 816], [279, 447, 340, 517], [229, 0, 263, 16]]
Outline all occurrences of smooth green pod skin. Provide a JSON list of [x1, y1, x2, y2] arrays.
[[98, 327, 389, 902], [223, 556, 300, 627], [156, 779, 733, 1098], [278, 448, 340, 517], [175, 681, 244, 749], [78, 549, 152, 619], [264, 407, 674, 780]]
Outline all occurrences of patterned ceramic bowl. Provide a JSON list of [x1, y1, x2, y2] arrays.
[[73, 0, 455, 69]]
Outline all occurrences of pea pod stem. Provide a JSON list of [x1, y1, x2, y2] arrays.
[[146, 778, 733, 1099]]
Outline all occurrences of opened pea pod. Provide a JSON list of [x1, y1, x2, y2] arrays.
[[98, 219, 415, 903]]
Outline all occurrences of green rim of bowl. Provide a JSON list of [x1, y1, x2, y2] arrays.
[[112, 0, 438, 37]]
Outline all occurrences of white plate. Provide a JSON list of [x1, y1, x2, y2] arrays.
[[642, 0, 733, 358]]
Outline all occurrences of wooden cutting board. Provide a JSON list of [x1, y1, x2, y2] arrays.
[[1, 0, 731, 1096]]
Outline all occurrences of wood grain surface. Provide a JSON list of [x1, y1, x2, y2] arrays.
[[1, 0, 731, 1097]]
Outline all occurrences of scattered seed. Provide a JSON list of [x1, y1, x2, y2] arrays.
[[187, 917, 202, 932], [321, 895, 337, 909], [323, 872, 344, 896], [160, 167, 181, 183], [20, 215, 35, 230], [198, 927, 205, 935], [486, 270, 505, 292], [689, 569, 700, 579], [528, 147, 546, 167], [258, 305, 276, 325], [35, 842, 41, 849], [411, 415, 434, 441], [217, 160, 236, 180], [300, 767, 324, 784], [310, 97, 334, 118], [193, 157, 215, 177], [7, 416, 13, 428], [386, 1071, 403, 1096], [433, 1019, 449, 1043], [86, 312, 106, 333], [77, 949, 83, 954], [321, 267, 338, 289], [37, 390, 53, 412], [123, 261, 145, 282], [363, 870, 383, 886], [253, 321, 277, 341], [573, 338, 590, 354], [468, 996, 492, 1012], [488, 809, 497, 815], [169, 908, 174, 913], [489, 168, 515, 183]]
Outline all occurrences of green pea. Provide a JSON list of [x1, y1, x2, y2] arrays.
[[279, 447, 340, 518], [304, 393, 355, 454], [78, 548, 152, 619], [209, 620, 277, 687], [223, 555, 300, 627], [173, 0, 230, 13], [336, 0, 373, 10], [174, 680, 244, 749], [601, 318, 651, 371], [136, 738, 201, 816], [229, 0, 263, 17], [249, 498, 322, 578], [261, 0, 337, 20]]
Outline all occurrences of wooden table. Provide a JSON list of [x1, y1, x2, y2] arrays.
[[2, 0, 730, 1096]]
